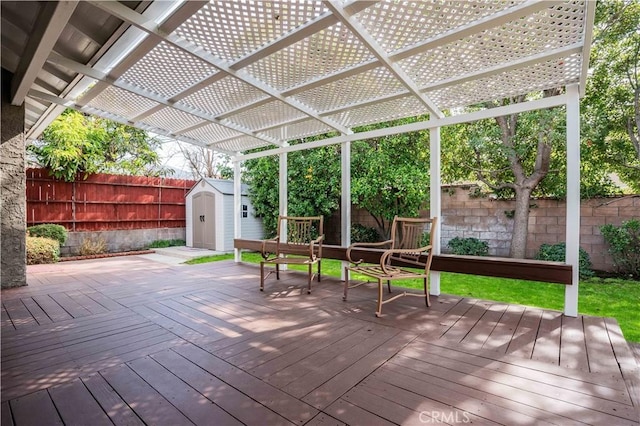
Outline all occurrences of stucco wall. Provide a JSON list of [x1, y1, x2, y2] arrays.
[[1, 72, 27, 288]]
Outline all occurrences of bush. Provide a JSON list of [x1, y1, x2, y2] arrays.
[[148, 239, 186, 248], [27, 224, 67, 245], [26, 236, 60, 265], [447, 237, 489, 256], [600, 219, 640, 278], [79, 236, 107, 256], [351, 224, 381, 243], [535, 242, 594, 279]]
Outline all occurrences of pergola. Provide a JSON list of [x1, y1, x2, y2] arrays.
[[1, 0, 595, 316]]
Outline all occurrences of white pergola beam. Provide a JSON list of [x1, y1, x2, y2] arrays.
[[10, 1, 78, 105], [325, 1, 444, 119], [238, 93, 570, 161], [234, 160, 242, 262], [89, 0, 353, 137]]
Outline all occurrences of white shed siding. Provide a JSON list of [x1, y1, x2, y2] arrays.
[[241, 196, 264, 240], [186, 178, 264, 252]]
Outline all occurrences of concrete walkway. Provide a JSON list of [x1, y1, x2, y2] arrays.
[[139, 246, 227, 265]]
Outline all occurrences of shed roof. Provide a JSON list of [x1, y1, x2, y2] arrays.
[[187, 178, 249, 197], [2, 1, 595, 156]]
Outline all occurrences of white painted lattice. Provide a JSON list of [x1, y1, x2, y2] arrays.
[[354, 0, 521, 53], [173, 1, 327, 62], [179, 76, 269, 117], [120, 41, 217, 98], [225, 100, 307, 131], [49, 0, 593, 155], [211, 136, 271, 152], [182, 123, 243, 145], [326, 95, 430, 129], [140, 107, 204, 134], [401, 2, 585, 87], [262, 119, 333, 142], [87, 86, 161, 120], [245, 21, 376, 91], [429, 54, 582, 109], [293, 66, 405, 113]]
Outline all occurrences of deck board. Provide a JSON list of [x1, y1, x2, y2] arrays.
[[80, 373, 145, 426], [1, 257, 637, 425], [48, 378, 113, 426]]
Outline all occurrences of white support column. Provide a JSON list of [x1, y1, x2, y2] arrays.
[[341, 141, 351, 280], [279, 150, 288, 269], [233, 159, 242, 262], [564, 84, 581, 317], [430, 127, 442, 295]]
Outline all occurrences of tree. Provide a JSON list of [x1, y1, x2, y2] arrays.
[[243, 143, 342, 237], [351, 118, 430, 238], [582, 0, 640, 191], [444, 93, 569, 258], [28, 109, 172, 181], [177, 142, 232, 180]]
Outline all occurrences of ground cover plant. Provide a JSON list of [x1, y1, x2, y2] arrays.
[[186, 253, 640, 342]]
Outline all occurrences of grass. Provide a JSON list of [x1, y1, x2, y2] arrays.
[[147, 239, 186, 249], [185, 253, 640, 342]]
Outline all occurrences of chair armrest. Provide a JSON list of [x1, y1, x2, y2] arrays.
[[346, 240, 393, 265], [308, 235, 324, 258], [260, 237, 279, 259], [380, 245, 432, 274]]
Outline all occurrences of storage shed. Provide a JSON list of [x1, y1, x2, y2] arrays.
[[185, 179, 263, 251]]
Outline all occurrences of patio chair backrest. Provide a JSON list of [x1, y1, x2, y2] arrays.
[[388, 216, 437, 267], [275, 215, 324, 256]]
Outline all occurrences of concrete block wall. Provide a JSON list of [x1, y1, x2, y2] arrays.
[[327, 185, 638, 272], [61, 228, 187, 256]]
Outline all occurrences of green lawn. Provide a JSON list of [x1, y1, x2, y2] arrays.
[[186, 253, 640, 342]]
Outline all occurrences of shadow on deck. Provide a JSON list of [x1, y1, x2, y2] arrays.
[[2, 256, 639, 425]]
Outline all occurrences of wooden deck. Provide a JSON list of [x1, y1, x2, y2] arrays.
[[1, 256, 639, 425]]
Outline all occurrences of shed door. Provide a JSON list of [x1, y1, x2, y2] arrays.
[[192, 192, 215, 250]]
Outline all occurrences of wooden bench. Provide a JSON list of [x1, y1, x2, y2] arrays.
[[344, 216, 437, 317], [259, 215, 324, 294]]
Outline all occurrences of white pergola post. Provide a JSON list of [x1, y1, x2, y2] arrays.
[[233, 159, 242, 262], [430, 127, 442, 296], [279, 150, 288, 268], [564, 84, 581, 317], [341, 141, 351, 280]]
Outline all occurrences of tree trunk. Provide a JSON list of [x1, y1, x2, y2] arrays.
[[510, 187, 533, 258]]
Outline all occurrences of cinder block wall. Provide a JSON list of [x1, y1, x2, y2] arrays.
[[328, 185, 639, 272], [61, 228, 186, 256]]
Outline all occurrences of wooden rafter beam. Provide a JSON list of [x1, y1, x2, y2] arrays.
[[10, 1, 78, 105]]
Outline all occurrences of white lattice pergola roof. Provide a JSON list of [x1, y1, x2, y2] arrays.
[[3, 0, 595, 157]]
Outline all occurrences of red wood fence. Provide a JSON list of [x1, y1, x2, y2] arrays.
[[26, 168, 196, 231]]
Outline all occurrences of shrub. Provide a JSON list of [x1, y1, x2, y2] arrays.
[[79, 236, 107, 256], [27, 224, 67, 245], [447, 237, 489, 256], [535, 242, 594, 279], [351, 224, 381, 243], [600, 219, 640, 278], [148, 239, 186, 248], [26, 236, 60, 265]]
